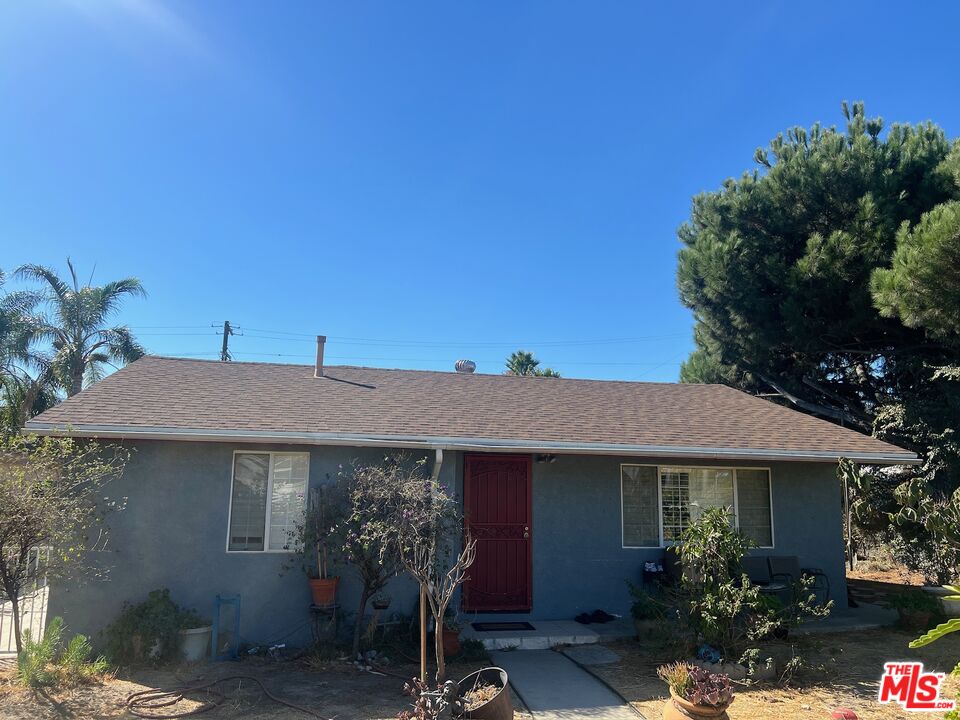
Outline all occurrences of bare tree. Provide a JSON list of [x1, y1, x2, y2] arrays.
[[0, 434, 128, 652], [354, 453, 476, 683]]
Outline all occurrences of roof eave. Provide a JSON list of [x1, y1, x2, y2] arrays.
[[23, 421, 922, 466]]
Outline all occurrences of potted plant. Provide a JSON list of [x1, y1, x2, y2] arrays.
[[298, 484, 344, 607], [628, 583, 666, 639], [177, 610, 213, 662], [456, 667, 513, 720], [441, 608, 462, 658], [658, 662, 734, 719], [371, 595, 392, 611], [891, 589, 941, 630]]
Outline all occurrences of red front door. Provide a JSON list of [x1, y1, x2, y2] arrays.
[[462, 454, 532, 612]]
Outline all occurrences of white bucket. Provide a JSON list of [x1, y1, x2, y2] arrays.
[[179, 626, 212, 662]]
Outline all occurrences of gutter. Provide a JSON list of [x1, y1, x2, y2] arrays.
[[23, 421, 922, 466]]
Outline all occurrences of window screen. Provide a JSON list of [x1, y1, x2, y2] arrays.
[[736, 469, 773, 546], [268, 454, 309, 550], [621, 465, 659, 547], [228, 453, 269, 551]]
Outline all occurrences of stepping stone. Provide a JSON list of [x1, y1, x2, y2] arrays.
[[561, 644, 622, 666]]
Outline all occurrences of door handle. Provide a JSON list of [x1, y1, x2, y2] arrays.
[[523, 526, 530, 539]]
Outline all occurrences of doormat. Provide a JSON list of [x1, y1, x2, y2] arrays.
[[471, 622, 535, 632]]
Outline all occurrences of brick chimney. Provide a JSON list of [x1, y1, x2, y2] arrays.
[[315, 335, 326, 377]]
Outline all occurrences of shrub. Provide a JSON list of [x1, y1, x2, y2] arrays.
[[458, 638, 490, 663], [628, 583, 666, 621], [60, 633, 109, 683], [103, 588, 207, 664], [890, 589, 942, 614], [673, 507, 831, 657], [17, 618, 61, 688], [16, 616, 108, 688]]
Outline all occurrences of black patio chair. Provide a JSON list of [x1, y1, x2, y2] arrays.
[[768, 555, 830, 604], [740, 556, 790, 604]]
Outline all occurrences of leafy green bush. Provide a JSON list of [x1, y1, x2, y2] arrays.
[[60, 633, 108, 683], [17, 618, 61, 687], [17, 617, 108, 688], [891, 589, 942, 614], [627, 582, 667, 621], [673, 507, 831, 657], [458, 638, 490, 663], [103, 588, 208, 664]]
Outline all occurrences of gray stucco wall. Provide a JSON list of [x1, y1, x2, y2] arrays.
[[47, 442, 846, 648]]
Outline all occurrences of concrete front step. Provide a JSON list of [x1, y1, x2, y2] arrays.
[[461, 618, 633, 650]]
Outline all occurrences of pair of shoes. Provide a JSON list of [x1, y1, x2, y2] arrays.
[[574, 609, 616, 624]]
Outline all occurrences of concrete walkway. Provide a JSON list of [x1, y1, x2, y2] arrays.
[[491, 649, 642, 720]]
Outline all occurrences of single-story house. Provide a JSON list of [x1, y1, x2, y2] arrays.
[[25, 346, 917, 645]]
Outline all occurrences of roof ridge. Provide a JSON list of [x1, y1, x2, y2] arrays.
[[142, 355, 717, 388]]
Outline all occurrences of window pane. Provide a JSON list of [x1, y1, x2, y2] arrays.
[[268, 453, 308, 550], [229, 453, 269, 551], [660, 467, 735, 540], [737, 469, 772, 546], [621, 465, 659, 547], [688, 468, 734, 522], [660, 468, 690, 542]]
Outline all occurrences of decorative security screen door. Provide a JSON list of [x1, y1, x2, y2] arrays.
[[462, 455, 532, 612]]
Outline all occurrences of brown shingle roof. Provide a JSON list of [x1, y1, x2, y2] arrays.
[[26, 356, 916, 463]]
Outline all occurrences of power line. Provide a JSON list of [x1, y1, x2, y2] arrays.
[[130, 322, 687, 348], [237, 330, 687, 348]]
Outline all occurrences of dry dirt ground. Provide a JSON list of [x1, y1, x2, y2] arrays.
[[0, 656, 533, 720], [591, 628, 960, 720], [848, 563, 926, 587]]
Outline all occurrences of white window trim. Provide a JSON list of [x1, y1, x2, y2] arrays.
[[620, 464, 775, 550], [225, 450, 310, 554]]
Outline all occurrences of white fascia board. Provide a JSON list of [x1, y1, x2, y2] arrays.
[[23, 421, 922, 466]]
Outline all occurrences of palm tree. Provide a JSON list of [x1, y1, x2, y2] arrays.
[[15, 259, 146, 397], [505, 350, 560, 378], [0, 269, 52, 432]]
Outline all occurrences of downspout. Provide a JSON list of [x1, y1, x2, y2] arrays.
[[430, 447, 444, 483]]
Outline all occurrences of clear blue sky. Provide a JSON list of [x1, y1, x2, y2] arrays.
[[2, 1, 959, 381]]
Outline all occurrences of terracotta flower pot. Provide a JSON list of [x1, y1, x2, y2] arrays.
[[663, 689, 732, 720], [442, 627, 461, 657], [309, 576, 339, 606]]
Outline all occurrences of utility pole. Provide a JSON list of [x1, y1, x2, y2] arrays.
[[220, 321, 233, 362]]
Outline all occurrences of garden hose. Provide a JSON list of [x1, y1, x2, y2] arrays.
[[124, 674, 327, 719]]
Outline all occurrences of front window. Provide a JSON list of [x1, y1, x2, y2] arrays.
[[621, 465, 772, 548], [228, 452, 309, 551]]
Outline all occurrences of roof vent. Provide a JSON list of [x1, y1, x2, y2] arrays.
[[455, 359, 476, 374]]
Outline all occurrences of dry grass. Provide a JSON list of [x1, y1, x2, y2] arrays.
[[0, 655, 532, 720], [591, 628, 960, 720], [848, 562, 925, 587], [463, 680, 499, 710]]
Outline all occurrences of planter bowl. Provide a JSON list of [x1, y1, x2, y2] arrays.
[[458, 667, 512, 720], [309, 577, 339, 607], [179, 625, 212, 662], [663, 689, 732, 720]]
